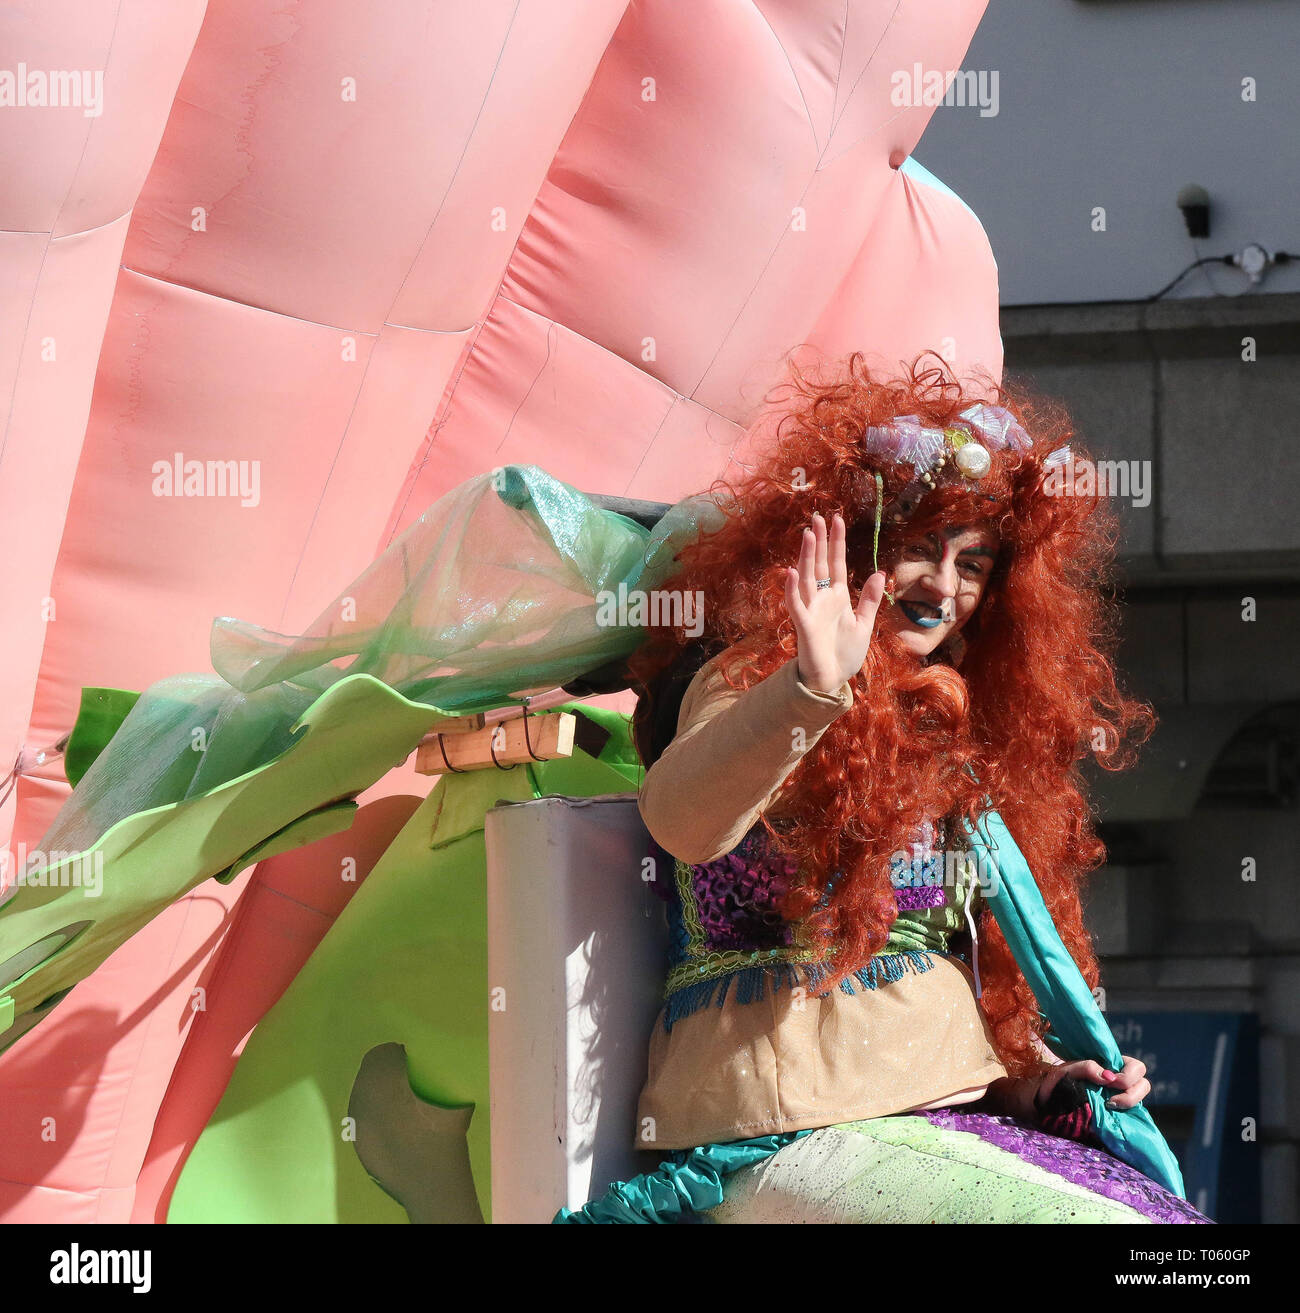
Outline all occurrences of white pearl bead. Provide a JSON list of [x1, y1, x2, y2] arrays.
[[955, 441, 991, 478]]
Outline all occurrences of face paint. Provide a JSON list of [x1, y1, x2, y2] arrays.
[[881, 524, 999, 658]]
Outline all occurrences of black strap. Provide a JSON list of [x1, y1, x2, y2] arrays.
[[632, 637, 727, 769]]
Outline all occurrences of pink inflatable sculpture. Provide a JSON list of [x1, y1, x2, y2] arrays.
[[0, 0, 998, 1221]]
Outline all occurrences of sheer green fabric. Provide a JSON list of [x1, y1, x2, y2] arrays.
[[63, 688, 141, 788], [37, 465, 724, 856]]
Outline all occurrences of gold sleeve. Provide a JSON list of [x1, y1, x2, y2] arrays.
[[637, 648, 854, 864]]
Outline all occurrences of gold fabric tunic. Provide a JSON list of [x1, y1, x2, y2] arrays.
[[634, 647, 1007, 1152]]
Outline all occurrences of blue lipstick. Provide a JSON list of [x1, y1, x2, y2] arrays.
[[899, 600, 944, 629]]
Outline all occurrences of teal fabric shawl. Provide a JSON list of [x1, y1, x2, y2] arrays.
[[962, 808, 1185, 1198]]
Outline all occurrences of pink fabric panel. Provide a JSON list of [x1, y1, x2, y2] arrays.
[[809, 167, 1005, 387], [131, 795, 423, 1224], [394, 0, 997, 525], [505, 0, 996, 417], [2, 0, 997, 1222], [381, 297, 747, 538], [0, 870, 241, 1222], [3, 0, 632, 1220], [0, 0, 208, 839]]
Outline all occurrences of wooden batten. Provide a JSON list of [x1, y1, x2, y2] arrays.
[[415, 710, 575, 775], [426, 712, 486, 735]]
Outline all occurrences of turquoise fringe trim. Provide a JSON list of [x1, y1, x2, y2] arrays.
[[662, 950, 939, 1032], [552, 1130, 812, 1224]]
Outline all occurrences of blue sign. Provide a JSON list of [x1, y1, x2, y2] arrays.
[[1106, 1011, 1259, 1223]]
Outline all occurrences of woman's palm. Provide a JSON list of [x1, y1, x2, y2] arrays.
[[784, 512, 886, 693]]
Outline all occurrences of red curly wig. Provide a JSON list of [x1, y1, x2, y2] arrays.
[[627, 350, 1155, 1077]]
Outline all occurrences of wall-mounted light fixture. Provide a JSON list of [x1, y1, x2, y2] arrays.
[[1176, 183, 1211, 239]]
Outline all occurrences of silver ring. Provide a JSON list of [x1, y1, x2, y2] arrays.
[[815, 578, 832, 589]]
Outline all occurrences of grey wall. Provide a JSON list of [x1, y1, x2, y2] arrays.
[[1002, 292, 1300, 1222], [1002, 293, 1300, 582], [894, 0, 1300, 1225], [914, 0, 1300, 305]]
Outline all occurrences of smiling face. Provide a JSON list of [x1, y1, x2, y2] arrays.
[[878, 523, 1000, 659]]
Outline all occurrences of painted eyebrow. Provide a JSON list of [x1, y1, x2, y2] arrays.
[[928, 529, 997, 558], [912, 530, 997, 559]]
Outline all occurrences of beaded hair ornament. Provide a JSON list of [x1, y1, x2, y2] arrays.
[[860, 402, 1070, 602]]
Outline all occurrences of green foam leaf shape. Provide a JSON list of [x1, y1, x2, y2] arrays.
[[167, 710, 639, 1223], [0, 674, 443, 1049]]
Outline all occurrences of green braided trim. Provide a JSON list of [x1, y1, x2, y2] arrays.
[[673, 856, 709, 960], [664, 945, 831, 996]]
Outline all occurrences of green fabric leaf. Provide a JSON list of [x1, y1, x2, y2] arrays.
[[64, 688, 141, 787]]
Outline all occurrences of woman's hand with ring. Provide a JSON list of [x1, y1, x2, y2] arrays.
[[784, 512, 886, 694]]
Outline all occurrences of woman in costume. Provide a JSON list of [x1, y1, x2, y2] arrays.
[[557, 352, 1210, 1224], [2, 339, 1210, 1223]]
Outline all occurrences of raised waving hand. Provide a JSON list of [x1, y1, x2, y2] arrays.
[[784, 512, 887, 694]]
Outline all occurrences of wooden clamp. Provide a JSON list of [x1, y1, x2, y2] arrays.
[[415, 703, 575, 776]]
